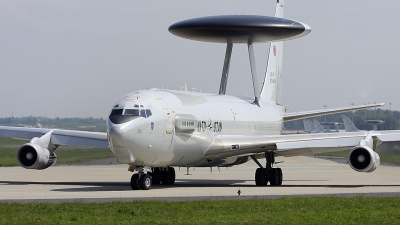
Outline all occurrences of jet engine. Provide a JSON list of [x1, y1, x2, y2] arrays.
[[17, 143, 57, 170], [348, 145, 380, 172]]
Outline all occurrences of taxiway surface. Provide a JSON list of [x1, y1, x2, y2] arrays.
[[1, 156, 399, 203]]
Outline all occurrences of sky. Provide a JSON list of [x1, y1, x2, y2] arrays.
[[1, 0, 400, 118]]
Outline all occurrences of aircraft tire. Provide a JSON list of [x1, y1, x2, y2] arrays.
[[269, 168, 283, 186], [161, 170, 170, 185], [255, 168, 263, 185], [276, 168, 283, 185], [130, 174, 140, 190], [150, 168, 161, 185], [256, 168, 268, 186], [269, 169, 278, 186], [140, 174, 152, 190], [152, 175, 161, 185], [168, 167, 176, 185]]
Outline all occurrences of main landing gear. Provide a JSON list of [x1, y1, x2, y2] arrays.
[[129, 166, 176, 190], [251, 151, 283, 186], [148, 167, 176, 185]]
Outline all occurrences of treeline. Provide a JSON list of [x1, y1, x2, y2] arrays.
[[0, 117, 107, 132], [284, 109, 399, 130]]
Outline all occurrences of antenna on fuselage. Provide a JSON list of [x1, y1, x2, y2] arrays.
[[168, 1, 310, 106]]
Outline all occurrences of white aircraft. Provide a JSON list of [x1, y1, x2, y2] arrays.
[[1, 0, 399, 190]]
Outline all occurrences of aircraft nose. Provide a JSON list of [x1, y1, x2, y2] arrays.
[[107, 121, 137, 164], [108, 125, 129, 147]]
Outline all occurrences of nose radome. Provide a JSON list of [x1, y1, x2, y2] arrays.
[[108, 125, 127, 147], [108, 122, 137, 164]]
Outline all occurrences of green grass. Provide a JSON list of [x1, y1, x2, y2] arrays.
[[0, 137, 114, 166], [319, 150, 350, 158], [0, 197, 399, 224], [379, 153, 400, 165]]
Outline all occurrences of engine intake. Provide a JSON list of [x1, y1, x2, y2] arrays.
[[348, 146, 380, 172], [17, 143, 57, 170]]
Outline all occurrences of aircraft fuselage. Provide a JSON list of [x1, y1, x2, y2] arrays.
[[107, 89, 283, 167]]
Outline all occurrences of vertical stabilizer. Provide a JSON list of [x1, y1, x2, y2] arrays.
[[342, 115, 359, 132], [260, 0, 284, 104], [303, 119, 314, 133], [312, 119, 325, 133]]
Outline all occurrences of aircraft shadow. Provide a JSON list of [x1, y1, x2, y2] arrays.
[[2, 180, 400, 192], [0, 181, 131, 192]]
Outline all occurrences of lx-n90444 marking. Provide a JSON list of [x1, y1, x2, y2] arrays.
[[1, 0, 398, 190]]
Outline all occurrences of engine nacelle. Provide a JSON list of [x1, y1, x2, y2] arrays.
[[348, 146, 380, 172], [16, 143, 57, 170]]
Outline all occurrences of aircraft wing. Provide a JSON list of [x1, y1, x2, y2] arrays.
[[284, 103, 384, 122], [0, 126, 108, 148], [204, 130, 400, 159]]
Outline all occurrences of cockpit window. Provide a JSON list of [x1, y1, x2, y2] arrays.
[[146, 109, 152, 117], [109, 107, 152, 124], [140, 110, 146, 118], [140, 109, 153, 118], [124, 109, 140, 116], [110, 109, 123, 116]]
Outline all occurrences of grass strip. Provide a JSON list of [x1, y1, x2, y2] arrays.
[[0, 197, 399, 224], [0, 197, 400, 224]]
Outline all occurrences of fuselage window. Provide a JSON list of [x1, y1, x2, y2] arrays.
[[110, 109, 123, 116], [124, 109, 140, 116]]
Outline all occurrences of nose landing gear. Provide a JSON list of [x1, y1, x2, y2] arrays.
[[251, 151, 282, 186], [130, 173, 152, 190], [129, 167, 153, 190]]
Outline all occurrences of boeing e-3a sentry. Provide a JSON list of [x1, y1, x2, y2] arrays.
[[1, 0, 400, 190]]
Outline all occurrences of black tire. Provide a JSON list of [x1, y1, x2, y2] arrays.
[[255, 168, 267, 186], [151, 168, 161, 185], [255, 168, 263, 185], [276, 168, 283, 185], [269, 168, 278, 186], [152, 174, 161, 185], [161, 170, 170, 185], [130, 174, 140, 190], [140, 174, 152, 190], [168, 167, 176, 185]]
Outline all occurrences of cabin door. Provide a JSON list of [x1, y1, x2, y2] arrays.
[[157, 98, 174, 134]]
